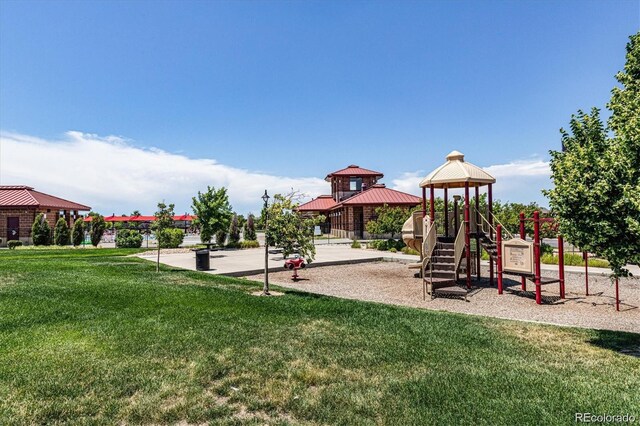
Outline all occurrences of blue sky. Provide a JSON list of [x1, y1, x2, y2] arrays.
[[1, 0, 638, 214]]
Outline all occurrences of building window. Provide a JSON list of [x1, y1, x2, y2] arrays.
[[350, 177, 362, 191]]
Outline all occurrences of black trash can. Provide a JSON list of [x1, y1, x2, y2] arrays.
[[195, 249, 210, 271]]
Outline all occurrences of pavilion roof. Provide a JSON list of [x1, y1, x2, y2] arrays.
[[419, 151, 496, 188], [335, 184, 421, 207], [297, 195, 338, 211], [0, 185, 91, 210], [325, 165, 384, 181]]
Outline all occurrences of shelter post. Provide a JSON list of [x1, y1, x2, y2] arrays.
[[422, 187, 427, 218], [475, 185, 481, 281], [534, 211, 541, 304], [444, 187, 449, 237], [429, 185, 435, 225], [464, 182, 471, 289], [488, 183, 494, 286], [497, 224, 503, 294], [558, 234, 565, 299], [519, 212, 526, 291]]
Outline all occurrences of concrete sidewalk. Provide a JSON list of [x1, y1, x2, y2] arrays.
[[138, 246, 419, 277]]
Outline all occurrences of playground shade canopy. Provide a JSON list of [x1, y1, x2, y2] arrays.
[[84, 215, 196, 222], [419, 151, 496, 188]]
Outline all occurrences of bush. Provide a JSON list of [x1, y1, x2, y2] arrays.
[[225, 241, 241, 249], [71, 219, 85, 246], [54, 218, 70, 246], [240, 240, 260, 249], [541, 253, 610, 268], [228, 214, 240, 245], [389, 247, 397, 253], [89, 214, 106, 247], [31, 213, 51, 245], [373, 240, 388, 251], [540, 242, 554, 256], [216, 230, 227, 247], [115, 229, 143, 248], [8, 240, 23, 249], [244, 214, 257, 241], [401, 246, 420, 256], [158, 228, 184, 248], [351, 240, 361, 249]]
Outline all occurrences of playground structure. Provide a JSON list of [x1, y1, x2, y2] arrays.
[[402, 150, 621, 310]]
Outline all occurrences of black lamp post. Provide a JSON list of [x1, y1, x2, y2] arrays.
[[262, 190, 270, 295]]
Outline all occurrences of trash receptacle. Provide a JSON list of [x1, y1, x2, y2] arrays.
[[195, 249, 210, 271]]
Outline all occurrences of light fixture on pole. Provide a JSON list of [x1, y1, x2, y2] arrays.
[[262, 190, 270, 295]]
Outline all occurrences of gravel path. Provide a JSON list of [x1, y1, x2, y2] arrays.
[[244, 261, 640, 333]]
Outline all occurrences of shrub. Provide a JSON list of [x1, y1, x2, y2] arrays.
[[375, 240, 389, 251], [53, 218, 70, 246], [244, 214, 257, 241], [240, 240, 260, 249], [225, 241, 241, 249], [228, 214, 240, 245], [541, 253, 610, 268], [8, 240, 23, 249], [540, 242, 554, 256], [216, 230, 227, 247], [401, 246, 420, 256], [31, 213, 51, 245], [389, 247, 397, 253], [115, 229, 143, 248], [158, 228, 184, 248], [351, 240, 361, 249], [71, 219, 85, 246], [89, 214, 106, 247]]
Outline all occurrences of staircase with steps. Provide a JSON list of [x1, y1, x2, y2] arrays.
[[476, 231, 498, 257], [424, 238, 468, 298]]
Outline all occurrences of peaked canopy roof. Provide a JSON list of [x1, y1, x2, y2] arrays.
[[325, 165, 384, 181], [297, 195, 338, 211], [419, 151, 496, 189], [337, 184, 422, 206], [0, 185, 91, 210]]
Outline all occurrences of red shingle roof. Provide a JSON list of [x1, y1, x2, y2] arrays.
[[297, 195, 337, 211], [0, 185, 91, 210], [337, 184, 421, 206], [325, 165, 384, 181]]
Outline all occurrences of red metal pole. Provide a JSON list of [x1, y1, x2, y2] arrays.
[[584, 251, 589, 296], [422, 187, 427, 218], [444, 187, 449, 237], [558, 234, 565, 299], [464, 183, 471, 289], [497, 224, 503, 294], [475, 185, 481, 282], [534, 211, 541, 304], [429, 185, 435, 225], [615, 278, 619, 311], [488, 184, 494, 286], [520, 211, 526, 291]]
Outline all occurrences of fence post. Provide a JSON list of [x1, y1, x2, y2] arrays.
[[558, 234, 565, 299], [497, 224, 503, 295], [534, 211, 541, 305]]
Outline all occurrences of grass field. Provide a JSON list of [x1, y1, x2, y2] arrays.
[[1, 249, 638, 425]]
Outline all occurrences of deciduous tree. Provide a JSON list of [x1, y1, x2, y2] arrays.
[[191, 186, 233, 244]]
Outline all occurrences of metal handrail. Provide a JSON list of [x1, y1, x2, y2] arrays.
[[453, 220, 466, 270], [471, 205, 515, 241], [421, 216, 437, 273]]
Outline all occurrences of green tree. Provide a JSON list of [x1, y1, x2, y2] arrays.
[[244, 214, 257, 241], [53, 218, 70, 246], [71, 218, 85, 246], [152, 202, 175, 272], [545, 32, 640, 277], [215, 229, 227, 247], [228, 214, 240, 246], [365, 204, 412, 239], [266, 194, 324, 261], [89, 214, 106, 247], [191, 186, 233, 244], [31, 213, 51, 245]]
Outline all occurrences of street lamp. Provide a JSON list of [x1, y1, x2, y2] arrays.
[[262, 190, 270, 295]]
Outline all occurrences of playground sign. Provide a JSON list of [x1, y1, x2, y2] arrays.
[[502, 238, 534, 274]]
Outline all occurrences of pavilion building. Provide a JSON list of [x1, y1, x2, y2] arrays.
[[297, 165, 421, 239], [0, 185, 91, 246]]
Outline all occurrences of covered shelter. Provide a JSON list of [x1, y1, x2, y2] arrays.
[[419, 151, 496, 290]]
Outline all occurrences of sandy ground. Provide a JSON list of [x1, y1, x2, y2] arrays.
[[244, 261, 640, 334]]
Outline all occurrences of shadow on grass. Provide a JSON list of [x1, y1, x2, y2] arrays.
[[588, 329, 640, 358]]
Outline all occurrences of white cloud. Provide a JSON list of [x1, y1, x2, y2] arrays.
[[0, 131, 328, 215], [390, 158, 552, 205]]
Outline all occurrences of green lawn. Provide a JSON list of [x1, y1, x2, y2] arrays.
[[1, 249, 638, 425]]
